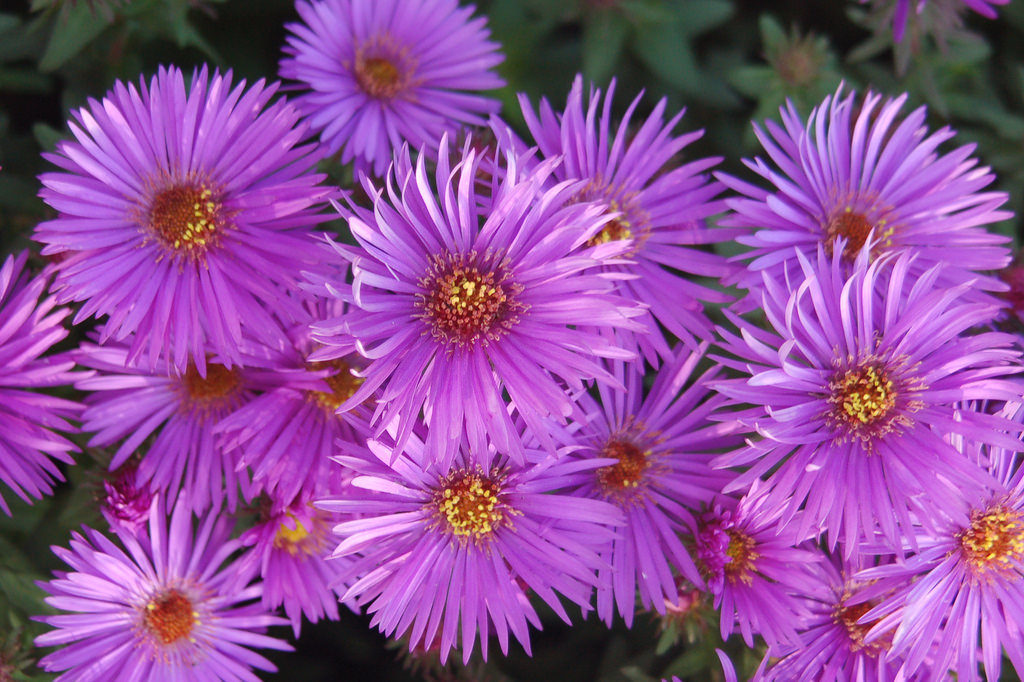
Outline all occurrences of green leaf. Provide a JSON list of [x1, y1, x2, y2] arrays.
[[759, 13, 786, 52], [582, 9, 629, 83], [0, 13, 20, 34], [728, 65, 776, 98], [676, 0, 733, 36], [38, 2, 113, 72], [631, 21, 699, 92]]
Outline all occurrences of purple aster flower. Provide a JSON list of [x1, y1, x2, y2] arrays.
[[34, 65, 333, 374], [312, 135, 645, 467], [567, 347, 739, 626], [694, 488, 819, 649], [754, 551, 927, 682], [520, 75, 740, 360], [853, 406, 1024, 682], [237, 484, 351, 636], [35, 497, 291, 681], [280, 0, 504, 177], [720, 86, 1010, 305], [74, 339, 292, 512], [322, 429, 624, 663], [714, 245, 1022, 551], [0, 251, 81, 513]]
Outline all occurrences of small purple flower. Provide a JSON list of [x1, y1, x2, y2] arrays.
[[694, 488, 818, 649], [321, 430, 624, 663], [568, 347, 738, 626], [720, 86, 1010, 304], [714, 245, 1022, 551], [100, 463, 154, 535], [34, 65, 333, 373], [520, 75, 740, 359], [35, 497, 291, 681], [0, 251, 80, 513], [238, 486, 350, 636], [312, 136, 645, 467], [280, 0, 504, 176]]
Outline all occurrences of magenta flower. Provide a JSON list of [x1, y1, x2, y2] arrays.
[[280, 0, 504, 176], [694, 488, 819, 649], [312, 136, 645, 467], [0, 251, 80, 513], [714, 245, 1022, 551], [100, 463, 155, 535], [34, 65, 332, 373], [721, 86, 1010, 304], [35, 498, 291, 681], [520, 75, 739, 359], [322, 429, 624, 663], [568, 347, 738, 626]]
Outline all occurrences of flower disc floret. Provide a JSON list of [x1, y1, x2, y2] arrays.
[[181, 363, 241, 409], [417, 253, 525, 347], [432, 469, 507, 542], [596, 438, 650, 493], [825, 358, 913, 446], [143, 589, 197, 645], [147, 183, 226, 259], [958, 505, 1024, 579], [353, 36, 415, 100]]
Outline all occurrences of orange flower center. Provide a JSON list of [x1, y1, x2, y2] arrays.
[[355, 57, 404, 98], [143, 589, 196, 645], [418, 255, 524, 347], [824, 205, 894, 260], [148, 183, 224, 259], [835, 599, 887, 655], [597, 439, 649, 494]]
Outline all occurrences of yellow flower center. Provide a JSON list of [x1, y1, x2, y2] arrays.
[[723, 529, 759, 585], [958, 505, 1024, 579], [143, 589, 196, 645], [825, 359, 912, 447], [307, 359, 365, 412], [587, 215, 633, 247], [148, 183, 224, 259], [434, 470, 506, 542]]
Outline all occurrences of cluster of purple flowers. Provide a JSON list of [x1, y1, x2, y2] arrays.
[[6, 0, 1022, 680]]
